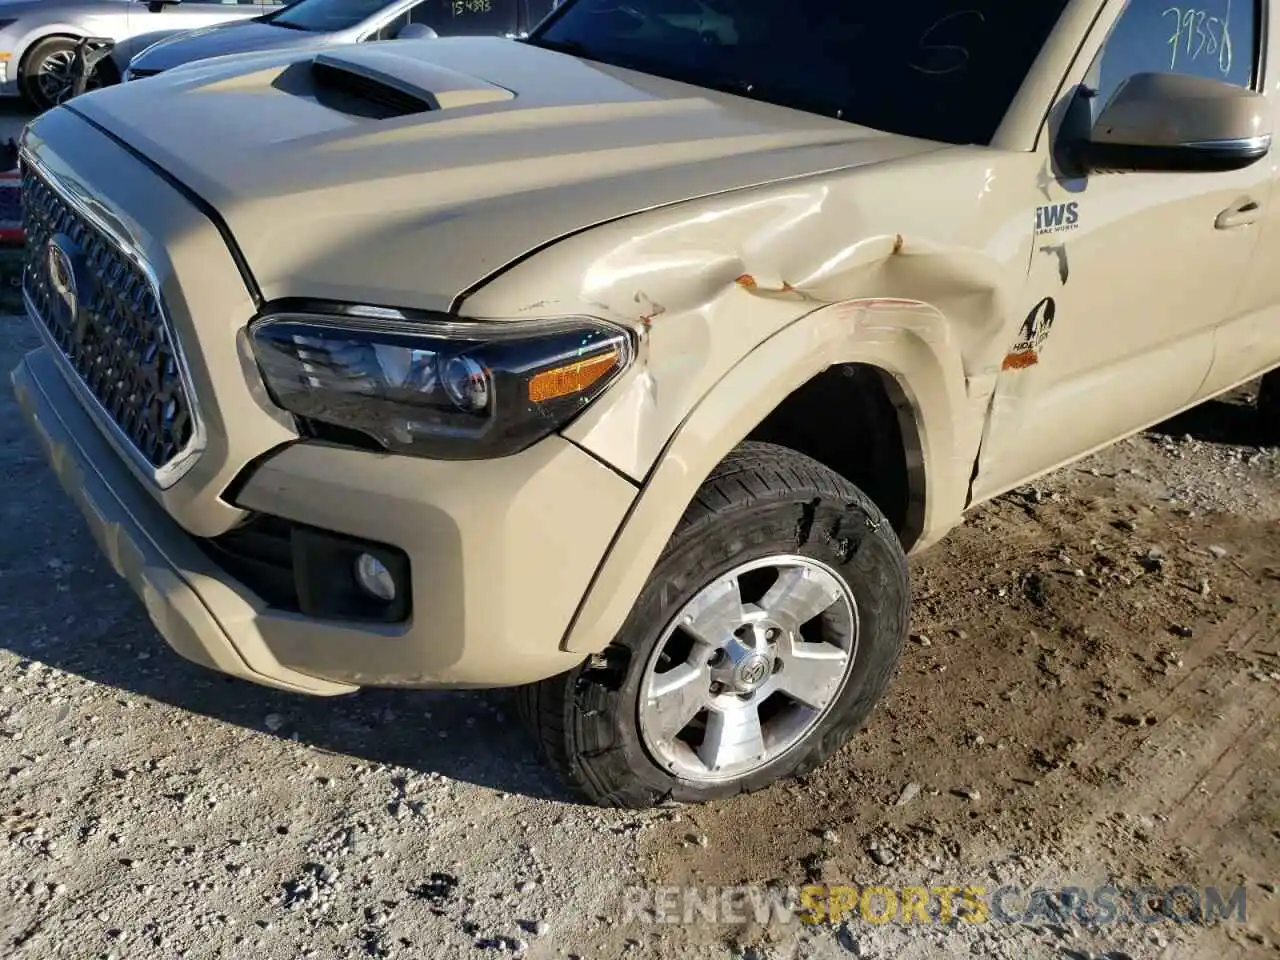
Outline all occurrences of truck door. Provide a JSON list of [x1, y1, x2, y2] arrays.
[[972, 0, 1271, 500]]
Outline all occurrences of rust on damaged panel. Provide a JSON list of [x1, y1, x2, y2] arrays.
[[1000, 297, 1056, 370]]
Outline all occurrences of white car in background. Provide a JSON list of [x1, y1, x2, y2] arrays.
[[0, 0, 278, 110], [121, 0, 555, 81]]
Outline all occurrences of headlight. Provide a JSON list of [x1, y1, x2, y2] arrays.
[[249, 309, 634, 459]]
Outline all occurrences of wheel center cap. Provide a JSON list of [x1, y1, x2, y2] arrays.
[[734, 654, 771, 690]]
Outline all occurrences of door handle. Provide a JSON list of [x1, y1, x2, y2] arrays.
[[1216, 197, 1262, 229]]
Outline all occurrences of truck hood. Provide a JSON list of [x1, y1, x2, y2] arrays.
[[129, 20, 328, 74], [65, 37, 947, 311]]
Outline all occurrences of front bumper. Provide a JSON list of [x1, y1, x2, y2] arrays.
[[12, 344, 637, 692]]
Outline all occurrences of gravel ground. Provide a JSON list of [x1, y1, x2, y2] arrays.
[[2, 310, 1279, 960]]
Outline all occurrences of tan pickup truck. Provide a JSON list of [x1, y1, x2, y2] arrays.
[[9, 0, 1280, 808]]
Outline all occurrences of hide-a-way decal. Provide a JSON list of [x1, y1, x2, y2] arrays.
[[1002, 297, 1055, 370], [1013, 200, 1073, 366]]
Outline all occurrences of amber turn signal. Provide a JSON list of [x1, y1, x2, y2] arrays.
[[527, 349, 620, 403]]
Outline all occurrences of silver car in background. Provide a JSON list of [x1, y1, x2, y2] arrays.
[[123, 0, 554, 80], [0, 0, 278, 109]]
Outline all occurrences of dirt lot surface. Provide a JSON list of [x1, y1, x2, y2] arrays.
[[2, 314, 1278, 960]]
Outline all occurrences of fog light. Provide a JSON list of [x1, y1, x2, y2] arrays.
[[353, 552, 396, 602]]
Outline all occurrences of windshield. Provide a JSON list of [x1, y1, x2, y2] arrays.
[[528, 0, 1070, 145], [267, 0, 393, 32]]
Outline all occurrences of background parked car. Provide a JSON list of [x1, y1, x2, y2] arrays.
[[0, 0, 279, 110], [109, 26, 201, 77], [123, 0, 557, 79]]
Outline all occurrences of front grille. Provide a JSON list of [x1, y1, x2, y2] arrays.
[[22, 160, 195, 472]]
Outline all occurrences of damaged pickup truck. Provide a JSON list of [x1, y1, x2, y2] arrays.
[[10, 0, 1280, 808]]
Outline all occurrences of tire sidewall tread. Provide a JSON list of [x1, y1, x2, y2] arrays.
[[21, 37, 79, 111], [522, 441, 911, 809]]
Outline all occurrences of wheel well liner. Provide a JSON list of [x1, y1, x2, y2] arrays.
[[744, 362, 925, 550]]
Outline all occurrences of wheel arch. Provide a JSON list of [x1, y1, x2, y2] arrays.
[[16, 29, 87, 79], [560, 297, 974, 655], [744, 361, 927, 548]]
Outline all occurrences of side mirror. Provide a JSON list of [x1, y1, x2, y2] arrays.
[[395, 22, 437, 39], [1070, 72, 1271, 174]]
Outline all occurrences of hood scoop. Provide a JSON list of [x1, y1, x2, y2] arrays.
[[308, 46, 515, 117]]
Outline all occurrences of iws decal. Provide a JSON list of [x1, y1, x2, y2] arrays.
[[1035, 202, 1079, 235]]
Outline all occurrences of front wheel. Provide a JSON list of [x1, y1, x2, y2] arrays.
[[21, 37, 113, 111], [518, 441, 910, 808]]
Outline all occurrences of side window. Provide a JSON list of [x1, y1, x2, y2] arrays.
[[425, 0, 518, 35], [522, 0, 560, 31], [1088, 0, 1259, 109], [372, 10, 410, 38], [374, 0, 517, 37], [407, 0, 444, 28]]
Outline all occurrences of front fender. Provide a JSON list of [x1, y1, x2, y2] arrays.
[[559, 296, 976, 655], [454, 146, 1038, 656]]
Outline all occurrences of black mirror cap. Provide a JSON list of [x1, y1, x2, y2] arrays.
[[1067, 134, 1271, 175]]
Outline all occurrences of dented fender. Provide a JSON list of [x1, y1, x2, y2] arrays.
[[457, 146, 1051, 655], [461, 147, 1038, 474], [555, 297, 974, 656]]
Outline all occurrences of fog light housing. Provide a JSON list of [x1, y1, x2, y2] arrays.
[[290, 526, 411, 623], [354, 552, 397, 602]]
